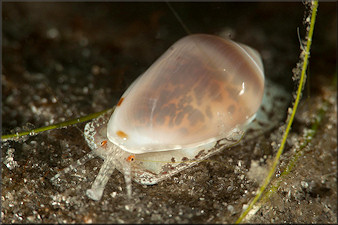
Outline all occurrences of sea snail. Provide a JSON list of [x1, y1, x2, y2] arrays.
[[62, 34, 288, 201], [107, 34, 264, 153]]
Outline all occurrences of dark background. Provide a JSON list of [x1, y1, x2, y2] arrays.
[[2, 2, 336, 223]]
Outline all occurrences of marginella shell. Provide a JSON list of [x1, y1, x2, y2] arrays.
[[107, 34, 265, 154], [54, 34, 289, 201]]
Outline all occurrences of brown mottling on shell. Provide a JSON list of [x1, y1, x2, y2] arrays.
[[187, 108, 205, 126], [232, 72, 244, 85], [175, 111, 184, 125], [108, 34, 265, 151], [168, 118, 175, 128], [179, 127, 189, 135], [117, 97, 124, 106], [156, 103, 177, 126], [226, 85, 239, 101], [178, 94, 193, 109], [228, 104, 236, 114], [208, 81, 223, 102], [205, 106, 213, 119], [213, 93, 223, 102], [155, 114, 165, 125], [116, 130, 128, 139], [193, 85, 205, 105], [171, 157, 176, 163]]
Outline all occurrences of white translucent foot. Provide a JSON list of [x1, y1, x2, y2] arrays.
[[123, 165, 133, 199], [86, 156, 115, 201], [86, 187, 104, 201]]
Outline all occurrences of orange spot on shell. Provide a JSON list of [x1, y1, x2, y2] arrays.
[[116, 130, 128, 140], [117, 97, 124, 106], [126, 155, 135, 162]]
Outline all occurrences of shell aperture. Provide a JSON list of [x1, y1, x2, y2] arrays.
[[107, 34, 265, 154]]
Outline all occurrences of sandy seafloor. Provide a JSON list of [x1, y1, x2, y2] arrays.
[[2, 2, 337, 223]]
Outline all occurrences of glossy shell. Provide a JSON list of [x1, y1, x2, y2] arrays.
[[85, 79, 288, 184], [107, 34, 265, 154], [78, 34, 289, 200]]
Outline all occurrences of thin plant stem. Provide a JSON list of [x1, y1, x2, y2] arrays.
[[235, 1, 318, 223]]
